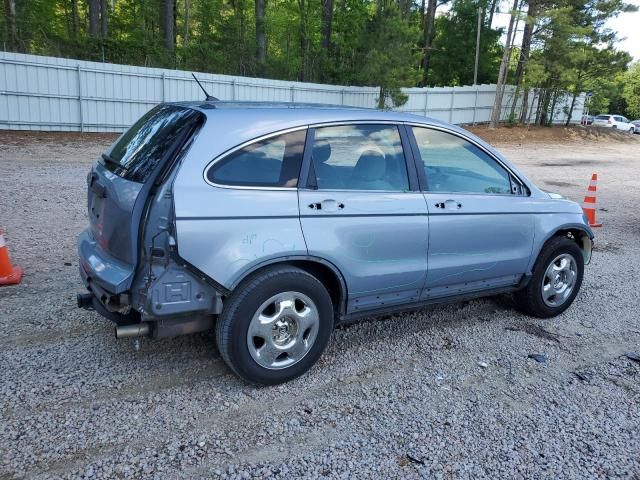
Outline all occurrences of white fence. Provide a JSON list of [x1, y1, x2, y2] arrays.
[[0, 52, 585, 133]]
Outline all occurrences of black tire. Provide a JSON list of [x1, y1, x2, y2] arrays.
[[514, 236, 584, 318], [216, 265, 334, 385]]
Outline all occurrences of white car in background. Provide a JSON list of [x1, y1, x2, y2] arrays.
[[593, 114, 635, 133]]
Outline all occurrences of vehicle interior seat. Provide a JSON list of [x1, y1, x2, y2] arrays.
[[312, 140, 345, 189], [349, 150, 393, 190]]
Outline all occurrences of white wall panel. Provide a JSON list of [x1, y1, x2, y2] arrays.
[[0, 51, 585, 132]]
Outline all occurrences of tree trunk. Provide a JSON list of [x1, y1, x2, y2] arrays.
[[487, 0, 498, 27], [4, 0, 19, 51], [160, 0, 175, 51], [421, 0, 437, 85], [536, 87, 550, 125], [255, 0, 267, 74], [378, 86, 386, 109], [298, 0, 310, 81], [520, 87, 530, 123], [489, 0, 519, 128], [71, 0, 80, 38], [548, 89, 559, 125], [100, 0, 108, 37], [565, 90, 578, 126], [88, 0, 101, 37], [513, 0, 536, 89], [184, 0, 190, 45], [321, 0, 333, 51], [527, 88, 537, 124]]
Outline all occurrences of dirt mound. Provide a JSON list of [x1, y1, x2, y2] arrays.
[[0, 130, 118, 147], [465, 124, 639, 146], [0, 123, 637, 149]]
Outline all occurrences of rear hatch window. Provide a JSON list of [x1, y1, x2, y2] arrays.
[[104, 105, 202, 183], [594, 115, 610, 120]]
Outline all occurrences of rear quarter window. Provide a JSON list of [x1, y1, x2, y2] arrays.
[[106, 105, 203, 183], [206, 130, 307, 188]]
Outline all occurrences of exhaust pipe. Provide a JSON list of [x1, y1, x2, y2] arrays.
[[115, 323, 150, 339], [77, 292, 95, 310]]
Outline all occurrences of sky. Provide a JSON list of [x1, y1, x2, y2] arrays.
[[607, 6, 640, 61], [489, 0, 640, 62]]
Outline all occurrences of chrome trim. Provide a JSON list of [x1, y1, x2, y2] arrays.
[[308, 119, 404, 128]]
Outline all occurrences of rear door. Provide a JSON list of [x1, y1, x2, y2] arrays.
[[298, 123, 428, 314], [173, 128, 309, 290], [81, 105, 202, 293], [408, 125, 534, 299]]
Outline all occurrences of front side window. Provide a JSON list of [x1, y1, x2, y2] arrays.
[[207, 129, 306, 187], [411, 127, 512, 195], [310, 124, 409, 191]]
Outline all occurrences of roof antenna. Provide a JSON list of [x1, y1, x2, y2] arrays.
[[191, 73, 219, 101]]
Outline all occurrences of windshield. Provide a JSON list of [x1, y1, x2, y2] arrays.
[[106, 105, 202, 183]]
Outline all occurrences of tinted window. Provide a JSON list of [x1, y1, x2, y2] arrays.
[[207, 130, 306, 187], [310, 125, 409, 191], [107, 105, 202, 183], [595, 115, 610, 120], [412, 127, 512, 194]]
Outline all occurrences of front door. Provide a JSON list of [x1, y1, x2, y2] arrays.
[[298, 124, 429, 314], [408, 126, 535, 300]]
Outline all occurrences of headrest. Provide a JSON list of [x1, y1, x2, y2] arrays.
[[352, 150, 386, 181], [313, 140, 332, 164]]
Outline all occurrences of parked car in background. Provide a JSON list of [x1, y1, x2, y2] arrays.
[[631, 119, 640, 134], [77, 102, 594, 385], [593, 114, 635, 133], [580, 115, 594, 125]]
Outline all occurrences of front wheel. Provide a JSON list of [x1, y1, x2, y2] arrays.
[[514, 236, 584, 318], [216, 265, 334, 385]]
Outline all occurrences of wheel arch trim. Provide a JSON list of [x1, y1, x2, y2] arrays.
[[529, 223, 594, 272], [228, 255, 349, 315]]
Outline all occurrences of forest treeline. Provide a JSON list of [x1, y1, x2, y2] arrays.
[[1, 0, 639, 122]]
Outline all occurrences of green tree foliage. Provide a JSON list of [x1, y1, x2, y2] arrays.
[[514, 0, 636, 123], [428, 0, 502, 86], [621, 62, 640, 118], [354, 1, 421, 107], [0, 0, 635, 112]]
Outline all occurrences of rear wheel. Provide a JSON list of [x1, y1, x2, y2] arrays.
[[514, 236, 584, 318], [216, 265, 334, 385], [630, 127, 635, 134]]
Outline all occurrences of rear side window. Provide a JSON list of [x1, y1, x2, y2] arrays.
[[107, 105, 202, 183], [310, 124, 409, 191], [207, 130, 306, 188]]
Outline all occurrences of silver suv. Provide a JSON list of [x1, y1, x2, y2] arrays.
[[78, 102, 593, 384]]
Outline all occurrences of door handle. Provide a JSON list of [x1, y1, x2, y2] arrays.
[[435, 200, 462, 210], [308, 200, 345, 211]]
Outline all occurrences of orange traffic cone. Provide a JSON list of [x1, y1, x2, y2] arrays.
[[582, 174, 602, 228], [0, 228, 23, 286]]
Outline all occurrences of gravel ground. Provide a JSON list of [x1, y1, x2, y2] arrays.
[[1, 129, 639, 479]]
